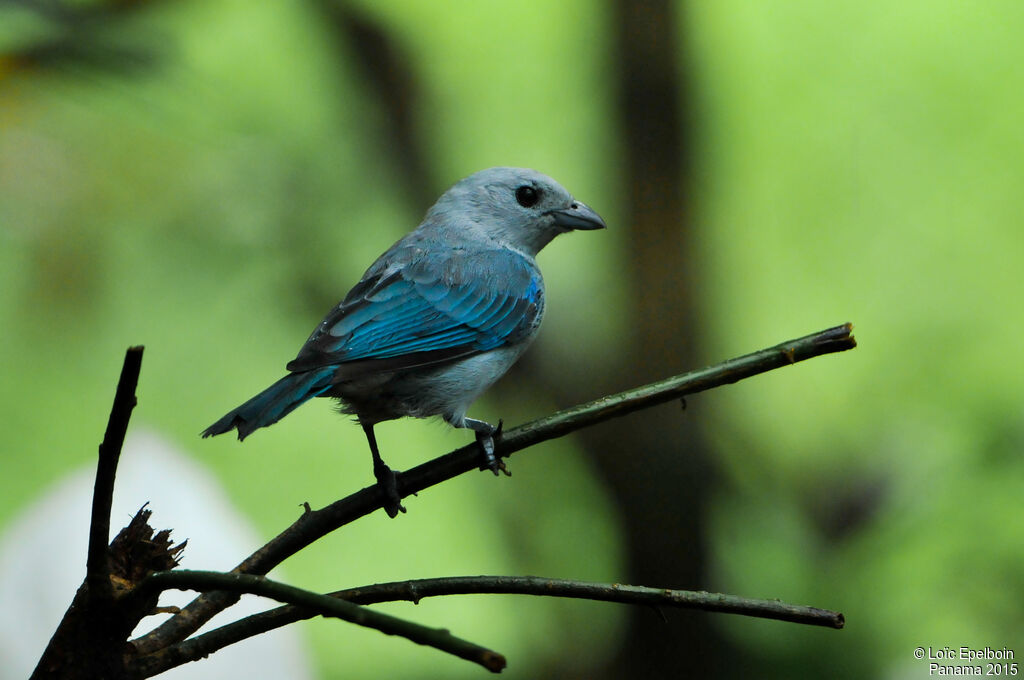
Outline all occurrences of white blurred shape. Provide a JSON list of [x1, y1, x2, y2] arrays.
[[0, 428, 315, 680]]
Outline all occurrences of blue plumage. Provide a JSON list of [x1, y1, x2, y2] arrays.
[[203, 167, 605, 516], [299, 248, 542, 363], [203, 368, 335, 441]]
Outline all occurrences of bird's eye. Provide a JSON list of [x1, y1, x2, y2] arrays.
[[515, 185, 540, 208]]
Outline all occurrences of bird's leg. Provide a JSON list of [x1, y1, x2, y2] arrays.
[[361, 422, 405, 517], [462, 417, 508, 476]]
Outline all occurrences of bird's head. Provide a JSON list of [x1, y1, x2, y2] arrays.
[[424, 167, 606, 256]]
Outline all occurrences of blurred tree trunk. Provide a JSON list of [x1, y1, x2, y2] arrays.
[[316, 0, 436, 210], [580, 0, 734, 676]]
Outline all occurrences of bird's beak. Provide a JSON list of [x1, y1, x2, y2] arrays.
[[547, 201, 607, 231]]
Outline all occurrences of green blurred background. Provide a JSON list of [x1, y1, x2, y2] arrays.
[[1, 0, 1021, 678]]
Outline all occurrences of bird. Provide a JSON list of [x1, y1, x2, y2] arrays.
[[202, 167, 606, 517]]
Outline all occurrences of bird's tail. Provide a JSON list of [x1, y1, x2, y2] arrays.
[[202, 369, 335, 441]]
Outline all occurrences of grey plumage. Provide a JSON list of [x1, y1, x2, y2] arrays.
[[203, 167, 606, 516]]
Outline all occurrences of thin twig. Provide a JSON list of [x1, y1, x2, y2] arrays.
[[132, 571, 505, 674], [132, 324, 855, 654], [87, 345, 144, 599], [132, 574, 842, 675]]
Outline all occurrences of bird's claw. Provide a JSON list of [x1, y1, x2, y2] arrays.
[[373, 461, 406, 518], [475, 420, 509, 476]]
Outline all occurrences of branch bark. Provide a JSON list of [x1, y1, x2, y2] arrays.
[[32, 327, 855, 677], [132, 323, 856, 654], [131, 573, 842, 676], [133, 571, 506, 674], [88, 345, 144, 598], [33, 346, 153, 680]]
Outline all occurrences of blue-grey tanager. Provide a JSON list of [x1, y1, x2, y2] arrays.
[[203, 167, 606, 516]]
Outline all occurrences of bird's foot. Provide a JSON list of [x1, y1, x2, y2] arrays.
[[373, 461, 406, 518], [474, 419, 509, 476]]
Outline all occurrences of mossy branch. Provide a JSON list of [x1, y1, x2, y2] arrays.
[[33, 325, 856, 677]]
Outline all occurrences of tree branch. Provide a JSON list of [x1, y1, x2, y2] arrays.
[[132, 574, 842, 676], [131, 571, 505, 675], [33, 347, 170, 680], [132, 323, 856, 654], [88, 345, 144, 598]]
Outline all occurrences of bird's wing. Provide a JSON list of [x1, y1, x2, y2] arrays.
[[285, 246, 543, 378]]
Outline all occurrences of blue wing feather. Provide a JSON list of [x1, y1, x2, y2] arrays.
[[285, 247, 543, 375], [475, 295, 518, 332]]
